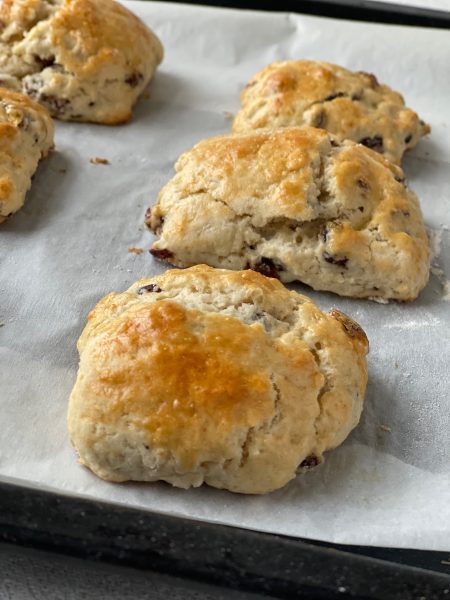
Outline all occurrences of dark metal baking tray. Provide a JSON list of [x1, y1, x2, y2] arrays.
[[1, 481, 449, 599], [166, 0, 450, 28]]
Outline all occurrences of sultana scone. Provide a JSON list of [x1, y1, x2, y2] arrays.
[[0, 86, 54, 222], [146, 127, 430, 302], [68, 265, 369, 494], [0, 0, 163, 124], [232, 60, 430, 164]]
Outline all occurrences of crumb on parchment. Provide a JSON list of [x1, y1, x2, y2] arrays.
[[128, 247, 144, 255], [368, 296, 389, 304], [90, 157, 110, 165]]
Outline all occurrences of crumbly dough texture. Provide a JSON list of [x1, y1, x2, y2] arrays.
[[146, 127, 430, 301], [0, 0, 163, 124], [0, 86, 54, 222], [68, 265, 369, 494], [233, 60, 430, 164]]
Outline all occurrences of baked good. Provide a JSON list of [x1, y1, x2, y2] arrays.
[[68, 265, 369, 494], [232, 60, 430, 164], [0, 86, 54, 222], [0, 0, 163, 124], [146, 127, 430, 301]]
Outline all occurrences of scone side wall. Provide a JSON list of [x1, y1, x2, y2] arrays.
[[0, 86, 54, 221], [0, 0, 164, 124], [68, 266, 369, 494], [146, 127, 430, 301], [232, 59, 430, 165]]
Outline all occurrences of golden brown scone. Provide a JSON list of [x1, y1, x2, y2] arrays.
[[233, 60, 430, 164], [68, 266, 369, 494], [146, 127, 430, 302], [0, 86, 54, 222], [0, 0, 163, 124]]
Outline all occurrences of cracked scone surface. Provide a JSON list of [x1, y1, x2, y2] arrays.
[[233, 60, 430, 164], [0, 86, 54, 222], [146, 127, 430, 301], [67, 265, 369, 494], [0, 0, 163, 123]]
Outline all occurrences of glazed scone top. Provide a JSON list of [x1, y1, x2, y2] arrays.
[[0, 86, 54, 221], [151, 127, 419, 225], [232, 60, 430, 164], [68, 265, 369, 494], [0, 0, 164, 123], [147, 127, 430, 301]]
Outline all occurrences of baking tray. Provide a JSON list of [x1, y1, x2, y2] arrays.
[[167, 0, 450, 27], [1, 1, 449, 598], [1, 481, 450, 599]]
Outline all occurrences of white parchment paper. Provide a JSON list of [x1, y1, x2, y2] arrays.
[[1, 1, 449, 550]]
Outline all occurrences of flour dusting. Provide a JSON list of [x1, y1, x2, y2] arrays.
[[428, 227, 450, 301], [428, 228, 443, 260], [443, 280, 450, 301]]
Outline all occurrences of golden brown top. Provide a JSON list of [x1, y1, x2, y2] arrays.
[[0, 0, 163, 78], [147, 126, 430, 300], [51, 0, 163, 77], [82, 300, 290, 469], [157, 126, 424, 234], [233, 60, 430, 164], [0, 85, 51, 120], [0, 0, 54, 32], [171, 127, 331, 223], [70, 266, 368, 484], [0, 85, 50, 166], [0, 85, 54, 220]]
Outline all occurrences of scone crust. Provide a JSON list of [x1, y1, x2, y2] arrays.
[[233, 60, 430, 164], [0, 86, 54, 221], [146, 127, 430, 301], [0, 0, 164, 123], [68, 265, 369, 494]]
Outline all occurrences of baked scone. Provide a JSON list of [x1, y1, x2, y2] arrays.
[[0, 87, 54, 222], [146, 127, 430, 301], [0, 0, 163, 124], [68, 265, 369, 494], [233, 60, 430, 164]]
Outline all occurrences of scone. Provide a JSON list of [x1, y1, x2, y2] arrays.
[[0, 0, 163, 124], [68, 265, 369, 494], [146, 127, 430, 301], [233, 60, 430, 164], [0, 87, 54, 222]]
